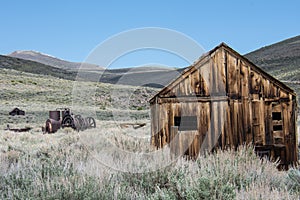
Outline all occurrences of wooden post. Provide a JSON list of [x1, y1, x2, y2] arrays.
[[170, 126, 178, 158]]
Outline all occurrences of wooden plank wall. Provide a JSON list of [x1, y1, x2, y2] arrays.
[[224, 48, 297, 164], [150, 46, 297, 164]]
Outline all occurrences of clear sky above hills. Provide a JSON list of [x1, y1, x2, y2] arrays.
[[1, 0, 299, 68]]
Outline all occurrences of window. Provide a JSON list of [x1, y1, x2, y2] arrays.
[[273, 125, 283, 131], [272, 112, 282, 120], [174, 116, 198, 131]]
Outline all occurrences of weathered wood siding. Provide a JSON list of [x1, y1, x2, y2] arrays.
[[150, 44, 298, 167]]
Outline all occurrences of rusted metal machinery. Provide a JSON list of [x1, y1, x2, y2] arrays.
[[44, 108, 96, 133]]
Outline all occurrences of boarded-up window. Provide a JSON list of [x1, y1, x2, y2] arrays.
[[272, 109, 283, 144], [174, 116, 197, 131]]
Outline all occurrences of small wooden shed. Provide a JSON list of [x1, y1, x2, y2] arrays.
[[9, 107, 25, 116], [149, 43, 298, 167]]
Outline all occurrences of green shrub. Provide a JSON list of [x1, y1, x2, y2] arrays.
[[1, 134, 299, 199], [286, 168, 300, 194], [0, 147, 101, 200]]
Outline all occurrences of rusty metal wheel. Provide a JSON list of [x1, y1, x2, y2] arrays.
[[73, 118, 81, 131], [74, 115, 83, 129], [62, 115, 74, 129]]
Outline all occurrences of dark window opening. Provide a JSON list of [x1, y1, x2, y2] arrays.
[[174, 116, 198, 131], [273, 125, 283, 131], [272, 112, 282, 120]]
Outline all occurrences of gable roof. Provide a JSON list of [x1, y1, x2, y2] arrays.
[[149, 42, 296, 103]]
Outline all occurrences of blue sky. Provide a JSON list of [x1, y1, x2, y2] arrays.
[[1, 0, 299, 68]]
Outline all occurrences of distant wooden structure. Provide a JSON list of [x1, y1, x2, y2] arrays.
[[149, 43, 298, 167], [9, 108, 25, 116]]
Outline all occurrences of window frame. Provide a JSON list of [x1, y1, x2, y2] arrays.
[[174, 116, 198, 131]]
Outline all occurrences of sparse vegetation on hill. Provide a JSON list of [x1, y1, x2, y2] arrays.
[[245, 35, 300, 81], [0, 68, 156, 125]]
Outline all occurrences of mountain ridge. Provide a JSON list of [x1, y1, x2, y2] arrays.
[[1, 53, 182, 88], [8, 50, 103, 71], [0, 54, 76, 80]]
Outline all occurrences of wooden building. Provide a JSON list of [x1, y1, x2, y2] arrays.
[[149, 43, 298, 167]]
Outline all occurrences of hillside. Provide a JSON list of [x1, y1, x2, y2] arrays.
[[1, 53, 182, 88], [0, 55, 76, 80], [245, 35, 300, 81], [8, 50, 102, 71], [7, 50, 182, 87]]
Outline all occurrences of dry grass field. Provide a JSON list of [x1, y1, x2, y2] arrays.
[[0, 68, 299, 199]]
